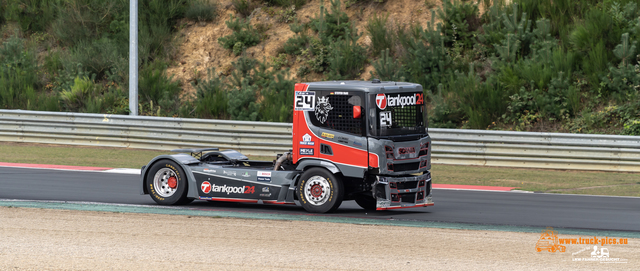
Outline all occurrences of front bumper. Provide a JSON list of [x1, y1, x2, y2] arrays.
[[374, 172, 434, 210]]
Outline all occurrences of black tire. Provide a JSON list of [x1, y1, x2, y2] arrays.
[[355, 194, 377, 211], [296, 168, 343, 213], [146, 159, 192, 205]]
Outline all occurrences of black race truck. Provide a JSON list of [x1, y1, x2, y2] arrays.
[[141, 80, 433, 213]]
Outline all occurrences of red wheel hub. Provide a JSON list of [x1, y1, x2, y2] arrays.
[[310, 184, 323, 198], [167, 176, 177, 189]]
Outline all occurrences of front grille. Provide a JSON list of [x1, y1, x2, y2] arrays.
[[396, 181, 418, 190], [400, 193, 416, 203], [419, 143, 429, 156], [391, 193, 399, 202], [392, 162, 419, 172]]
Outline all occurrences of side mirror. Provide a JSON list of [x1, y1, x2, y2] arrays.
[[353, 106, 362, 119]]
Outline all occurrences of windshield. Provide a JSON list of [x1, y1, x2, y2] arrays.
[[368, 92, 427, 138]]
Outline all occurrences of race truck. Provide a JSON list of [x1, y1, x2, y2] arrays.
[[140, 80, 433, 213]]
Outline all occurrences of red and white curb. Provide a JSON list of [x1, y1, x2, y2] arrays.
[[432, 184, 532, 193], [0, 162, 140, 174], [432, 184, 516, 192], [103, 168, 142, 174]]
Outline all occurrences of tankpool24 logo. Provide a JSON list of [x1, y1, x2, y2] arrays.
[[201, 182, 254, 195], [376, 93, 424, 110]]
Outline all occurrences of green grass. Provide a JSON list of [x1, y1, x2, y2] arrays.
[[1, 142, 638, 197], [0, 142, 168, 169], [432, 164, 640, 197]]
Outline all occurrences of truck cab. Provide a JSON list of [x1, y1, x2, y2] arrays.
[[291, 80, 433, 211]]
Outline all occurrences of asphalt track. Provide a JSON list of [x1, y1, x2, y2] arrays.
[[1, 166, 639, 232]]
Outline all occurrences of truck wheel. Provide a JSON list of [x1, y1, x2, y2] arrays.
[[146, 159, 192, 205], [296, 168, 343, 213], [355, 194, 377, 211]]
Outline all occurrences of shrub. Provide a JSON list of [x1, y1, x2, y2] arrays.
[[263, 0, 307, 8], [218, 15, 262, 55], [224, 56, 260, 120], [0, 35, 41, 109], [441, 69, 509, 129], [4, 0, 59, 33], [282, 20, 309, 55], [613, 32, 637, 66], [428, 84, 464, 128], [398, 14, 451, 91], [69, 38, 125, 80], [259, 72, 295, 122], [570, 7, 620, 54], [483, 4, 535, 59], [227, 81, 260, 121], [366, 13, 395, 56], [60, 76, 94, 111], [276, 5, 297, 23], [516, 0, 600, 41], [601, 33, 640, 95], [622, 119, 640, 135], [232, 0, 256, 18], [193, 69, 228, 119], [326, 28, 367, 80], [370, 49, 403, 81], [186, 0, 218, 22], [298, 37, 330, 73], [51, 1, 128, 46], [438, 0, 480, 48], [504, 71, 580, 124], [310, 0, 351, 42], [101, 86, 129, 114], [283, 34, 309, 55], [270, 53, 289, 69], [52, 61, 93, 93], [138, 62, 182, 116], [44, 50, 64, 76], [437, 0, 480, 49]]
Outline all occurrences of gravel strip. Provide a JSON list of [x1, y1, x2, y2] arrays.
[[0, 207, 637, 270]]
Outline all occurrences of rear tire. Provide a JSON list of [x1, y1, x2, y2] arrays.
[[355, 194, 377, 211], [296, 168, 343, 213], [146, 159, 192, 205]]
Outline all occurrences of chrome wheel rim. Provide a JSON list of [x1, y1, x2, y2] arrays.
[[153, 168, 178, 197], [304, 176, 331, 206]]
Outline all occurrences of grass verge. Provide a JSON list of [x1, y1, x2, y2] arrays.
[[432, 165, 640, 197], [1, 142, 638, 197]]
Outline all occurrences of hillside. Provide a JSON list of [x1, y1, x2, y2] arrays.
[[168, 0, 437, 96], [0, 0, 639, 135]]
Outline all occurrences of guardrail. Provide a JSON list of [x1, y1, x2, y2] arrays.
[[1, 109, 639, 172]]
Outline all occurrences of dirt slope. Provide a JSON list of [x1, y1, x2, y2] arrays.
[[167, 0, 439, 97]]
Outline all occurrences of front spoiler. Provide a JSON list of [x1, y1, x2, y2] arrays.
[[374, 172, 434, 210], [376, 201, 434, 210]]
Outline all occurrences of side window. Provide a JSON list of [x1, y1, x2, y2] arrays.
[[308, 91, 364, 136]]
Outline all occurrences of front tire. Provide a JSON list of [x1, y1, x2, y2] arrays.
[[296, 168, 343, 213], [146, 159, 192, 205]]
